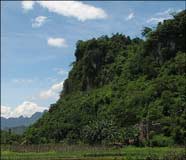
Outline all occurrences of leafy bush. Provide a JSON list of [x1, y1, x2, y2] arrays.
[[151, 134, 174, 147]]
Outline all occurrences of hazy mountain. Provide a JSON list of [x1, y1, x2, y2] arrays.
[[1, 111, 46, 129], [3, 126, 27, 135]]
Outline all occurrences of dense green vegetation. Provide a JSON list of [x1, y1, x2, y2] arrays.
[[22, 10, 186, 146], [1, 146, 185, 160], [1, 130, 22, 144], [1, 11, 184, 149]]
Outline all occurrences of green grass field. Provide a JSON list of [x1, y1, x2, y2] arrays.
[[1, 146, 185, 160]]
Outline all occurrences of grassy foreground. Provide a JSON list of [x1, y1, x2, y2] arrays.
[[1, 146, 185, 160]]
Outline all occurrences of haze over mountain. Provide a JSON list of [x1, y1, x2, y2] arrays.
[[1, 111, 46, 129], [1, 101, 47, 119]]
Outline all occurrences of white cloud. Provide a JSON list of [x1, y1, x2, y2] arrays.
[[147, 8, 181, 24], [126, 12, 134, 20], [22, 1, 35, 11], [51, 82, 63, 90], [32, 16, 47, 28], [39, 81, 64, 99], [48, 38, 67, 48], [22, 1, 107, 21], [1, 102, 47, 118], [1, 106, 12, 118], [156, 8, 173, 16], [146, 17, 169, 24]]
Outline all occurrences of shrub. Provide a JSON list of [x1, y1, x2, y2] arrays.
[[151, 134, 174, 147]]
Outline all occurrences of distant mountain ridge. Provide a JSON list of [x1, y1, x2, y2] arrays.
[[1, 111, 46, 129], [3, 126, 27, 135]]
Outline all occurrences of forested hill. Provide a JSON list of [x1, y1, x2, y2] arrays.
[[24, 10, 186, 146]]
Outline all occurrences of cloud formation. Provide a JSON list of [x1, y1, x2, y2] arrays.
[[22, 1, 107, 21], [32, 16, 47, 28], [126, 12, 134, 20], [147, 8, 181, 24], [1, 102, 47, 118], [48, 38, 67, 48], [146, 17, 168, 24], [22, 1, 35, 11], [39, 81, 64, 99], [155, 8, 175, 16], [1, 106, 12, 118]]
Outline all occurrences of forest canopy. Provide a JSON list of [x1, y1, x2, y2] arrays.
[[21, 10, 186, 146]]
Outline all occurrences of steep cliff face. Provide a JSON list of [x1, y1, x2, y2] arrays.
[[62, 34, 131, 94], [25, 11, 186, 145]]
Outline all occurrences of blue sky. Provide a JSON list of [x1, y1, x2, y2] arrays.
[[1, 1, 185, 118]]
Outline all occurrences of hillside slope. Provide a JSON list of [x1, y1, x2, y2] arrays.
[[24, 11, 186, 146]]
